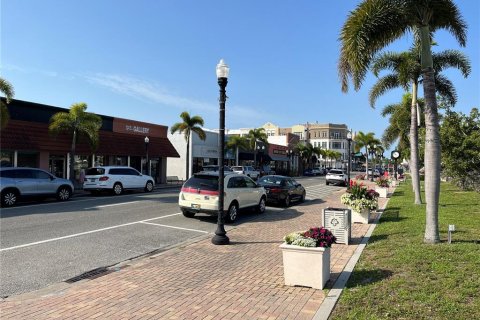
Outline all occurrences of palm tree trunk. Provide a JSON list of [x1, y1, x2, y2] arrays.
[[365, 148, 369, 179], [69, 129, 77, 184], [410, 82, 423, 204], [253, 141, 257, 167], [420, 25, 440, 244]]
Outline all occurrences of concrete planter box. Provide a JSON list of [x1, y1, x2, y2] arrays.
[[391, 180, 397, 187], [351, 208, 371, 224], [376, 187, 388, 198], [279, 243, 330, 289]]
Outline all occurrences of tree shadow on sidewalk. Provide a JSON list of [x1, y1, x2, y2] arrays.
[[329, 269, 394, 289]]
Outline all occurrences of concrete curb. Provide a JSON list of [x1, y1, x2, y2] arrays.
[[313, 192, 393, 320]]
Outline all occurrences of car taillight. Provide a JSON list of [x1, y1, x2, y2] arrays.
[[181, 187, 219, 196], [269, 188, 282, 193], [99, 176, 109, 181]]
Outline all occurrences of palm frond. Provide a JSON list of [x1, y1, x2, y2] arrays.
[[0, 78, 15, 102], [191, 127, 206, 141], [369, 74, 402, 108], [432, 49, 471, 77], [434, 74, 457, 106]]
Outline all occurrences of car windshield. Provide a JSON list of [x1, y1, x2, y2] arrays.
[[184, 174, 219, 191], [329, 170, 343, 174], [86, 168, 105, 175], [258, 176, 284, 186]]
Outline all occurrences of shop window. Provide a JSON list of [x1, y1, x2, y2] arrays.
[[332, 142, 342, 149], [17, 152, 38, 168], [95, 155, 105, 166], [49, 155, 66, 178], [114, 156, 128, 166], [74, 155, 92, 184], [0, 150, 14, 167]]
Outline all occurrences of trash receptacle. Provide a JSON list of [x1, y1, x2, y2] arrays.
[[322, 207, 351, 245]]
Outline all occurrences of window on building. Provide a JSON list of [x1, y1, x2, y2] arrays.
[[332, 142, 342, 149], [322, 142, 327, 149], [334, 132, 340, 139], [0, 150, 14, 167], [322, 131, 327, 138], [17, 152, 39, 168]]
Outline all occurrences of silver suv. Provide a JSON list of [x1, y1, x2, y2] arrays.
[[231, 166, 260, 180], [0, 167, 74, 207]]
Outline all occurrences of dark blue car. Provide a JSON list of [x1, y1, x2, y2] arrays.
[[303, 169, 315, 176]]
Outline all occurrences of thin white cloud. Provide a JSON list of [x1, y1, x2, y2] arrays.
[[1, 64, 60, 77], [85, 73, 270, 127], [85, 73, 216, 112]]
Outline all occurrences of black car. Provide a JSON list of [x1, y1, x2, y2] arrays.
[[257, 175, 306, 207]]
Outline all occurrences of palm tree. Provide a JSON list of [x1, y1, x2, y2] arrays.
[[49, 103, 102, 183], [0, 77, 15, 130], [226, 135, 249, 166], [170, 111, 206, 179], [381, 93, 422, 156], [338, 0, 467, 244], [247, 128, 268, 167], [353, 131, 380, 179], [370, 48, 470, 204]]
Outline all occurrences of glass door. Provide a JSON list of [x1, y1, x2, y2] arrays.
[[49, 155, 66, 178]]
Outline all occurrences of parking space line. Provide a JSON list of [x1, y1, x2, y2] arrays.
[[140, 222, 209, 234], [85, 201, 140, 209], [0, 213, 182, 252]]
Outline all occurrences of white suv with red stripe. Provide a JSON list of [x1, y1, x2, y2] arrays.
[[178, 172, 267, 222]]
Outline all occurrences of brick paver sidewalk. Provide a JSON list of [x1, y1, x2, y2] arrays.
[[0, 182, 390, 319]]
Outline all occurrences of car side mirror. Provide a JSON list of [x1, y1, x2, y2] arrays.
[[295, 184, 301, 187]]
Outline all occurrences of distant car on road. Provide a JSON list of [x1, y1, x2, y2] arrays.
[[83, 166, 155, 195], [0, 167, 74, 207], [178, 172, 266, 222], [325, 169, 348, 186], [257, 175, 306, 207], [200, 165, 233, 173], [303, 169, 315, 176], [231, 166, 261, 180]]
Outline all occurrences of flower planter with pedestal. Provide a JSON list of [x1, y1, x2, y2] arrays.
[[279, 243, 330, 289], [351, 208, 371, 224], [376, 187, 388, 198]]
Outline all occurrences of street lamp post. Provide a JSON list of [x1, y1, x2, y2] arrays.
[[346, 131, 352, 186], [212, 59, 230, 246], [256, 143, 265, 171], [144, 136, 150, 175], [369, 144, 376, 182]]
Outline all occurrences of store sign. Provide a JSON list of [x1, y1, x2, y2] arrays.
[[112, 118, 167, 138], [125, 125, 150, 134], [273, 149, 287, 155]]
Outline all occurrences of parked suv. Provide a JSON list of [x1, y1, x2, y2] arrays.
[[325, 169, 348, 186], [0, 167, 74, 207], [178, 172, 266, 222], [231, 166, 260, 180], [83, 166, 155, 195]]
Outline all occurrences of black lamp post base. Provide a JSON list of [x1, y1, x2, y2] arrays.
[[212, 234, 230, 245]]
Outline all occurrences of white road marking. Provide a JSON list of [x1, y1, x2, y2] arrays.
[[140, 222, 209, 234], [0, 213, 182, 252], [85, 201, 140, 209]]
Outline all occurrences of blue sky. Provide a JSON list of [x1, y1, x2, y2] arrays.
[[2, 0, 479, 151]]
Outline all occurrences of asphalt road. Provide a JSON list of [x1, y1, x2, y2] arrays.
[[0, 175, 343, 298]]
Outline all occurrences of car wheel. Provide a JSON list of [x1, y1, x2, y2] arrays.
[[326, 181, 330, 185], [300, 191, 306, 202], [113, 183, 123, 195], [182, 209, 195, 218], [226, 203, 238, 222], [145, 181, 154, 192], [56, 186, 71, 201], [1, 190, 18, 207], [284, 195, 291, 207], [257, 197, 266, 214]]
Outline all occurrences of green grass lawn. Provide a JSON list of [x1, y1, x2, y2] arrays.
[[330, 181, 480, 320]]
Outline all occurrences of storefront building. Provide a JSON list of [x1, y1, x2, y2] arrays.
[[0, 99, 179, 185]]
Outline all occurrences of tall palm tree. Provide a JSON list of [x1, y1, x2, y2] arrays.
[[170, 111, 206, 179], [338, 0, 467, 244], [226, 135, 249, 166], [0, 77, 15, 130], [381, 93, 423, 156], [370, 48, 470, 204], [49, 103, 102, 183], [353, 131, 380, 179], [247, 128, 268, 167]]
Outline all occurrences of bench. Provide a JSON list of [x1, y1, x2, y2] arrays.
[[166, 176, 183, 184]]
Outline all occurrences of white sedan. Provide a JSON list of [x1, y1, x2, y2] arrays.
[[325, 169, 348, 186]]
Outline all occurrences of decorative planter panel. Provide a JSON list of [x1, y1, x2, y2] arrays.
[[351, 208, 371, 224], [322, 207, 351, 245], [376, 187, 388, 198], [279, 244, 330, 289]]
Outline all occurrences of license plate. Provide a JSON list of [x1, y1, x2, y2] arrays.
[[266, 189, 270, 194], [90, 178, 96, 182], [191, 204, 200, 209]]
